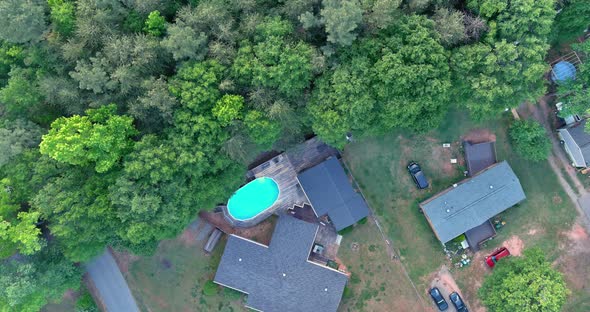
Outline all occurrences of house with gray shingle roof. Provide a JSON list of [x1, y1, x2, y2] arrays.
[[297, 157, 370, 231], [214, 214, 348, 312], [419, 161, 526, 245], [558, 120, 590, 168]]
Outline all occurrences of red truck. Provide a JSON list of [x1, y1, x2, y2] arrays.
[[485, 247, 510, 268]]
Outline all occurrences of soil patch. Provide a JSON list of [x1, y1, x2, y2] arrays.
[[110, 248, 140, 274], [462, 129, 496, 144], [502, 236, 524, 256], [555, 222, 590, 291]]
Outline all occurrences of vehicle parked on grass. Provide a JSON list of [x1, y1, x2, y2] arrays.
[[449, 292, 468, 312], [485, 247, 511, 268], [429, 287, 449, 311], [407, 162, 429, 189]]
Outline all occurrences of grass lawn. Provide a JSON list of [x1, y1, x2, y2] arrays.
[[121, 223, 248, 312], [343, 108, 589, 310], [337, 220, 423, 312]]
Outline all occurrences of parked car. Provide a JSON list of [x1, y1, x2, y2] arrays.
[[485, 247, 511, 268], [449, 292, 468, 312], [429, 287, 449, 311], [407, 162, 429, 189]]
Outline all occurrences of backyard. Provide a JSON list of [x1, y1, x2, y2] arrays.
[[343, 108, 590, 311]]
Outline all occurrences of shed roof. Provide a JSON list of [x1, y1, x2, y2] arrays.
[[559, 120, 590, 167], [420, 161, 526, 244], [214, 215, 348, 312], [463, 141, 497, 176], [297, 157, 370, 231]]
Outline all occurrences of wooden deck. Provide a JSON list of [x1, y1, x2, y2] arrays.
[[224, 137, 339, 228]]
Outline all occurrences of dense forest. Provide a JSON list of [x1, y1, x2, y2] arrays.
[[0, 0, 587, 310]]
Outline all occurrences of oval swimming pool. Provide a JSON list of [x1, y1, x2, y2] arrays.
[[227, 177, 280, 221]]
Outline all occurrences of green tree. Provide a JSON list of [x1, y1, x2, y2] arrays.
[[244, 110, 281, 149], [212, 94, 244, 125], [232, 17, 315, 98], [144, 10, 166, 37], [0, 119, 43, 167], [479, 248, 568, 312], [509, 119, 551, 162], [48, 0, 76, 37], [39, 104, 138, 173], [322, 0, 362, 46], [0, 0, 47, 43], [552, 0, 590, 44], [0, 68, 44, 120], [0, 245, 82, 312], [432, 8, 466, 47], [32, 170, 119, 261], [455, 0, 555, 119]]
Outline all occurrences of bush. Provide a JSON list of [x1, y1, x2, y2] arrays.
[[509, 120, 551, 161], [357, 217, 368, 225], [342, 286, 353, 299], [338, 226, 354, 235], [202, 280, 219, 296], [76, 289, 98, 312], [223, 287, 243, 301]]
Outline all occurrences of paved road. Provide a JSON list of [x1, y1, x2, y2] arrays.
[[86, 249, 140, 312]]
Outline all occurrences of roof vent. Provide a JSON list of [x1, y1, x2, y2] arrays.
[[489, 185, 494, 189], [238, 258, 242, 262], [446, 209, 450, 213], [453, 184, 458, 188], [324, 288, 328, 292], [282, 273, 287, 277]]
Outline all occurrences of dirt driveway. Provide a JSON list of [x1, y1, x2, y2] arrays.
[[429, 265, 472, 312]]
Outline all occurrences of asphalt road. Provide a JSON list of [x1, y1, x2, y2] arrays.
[[86, 250, 140, 312]]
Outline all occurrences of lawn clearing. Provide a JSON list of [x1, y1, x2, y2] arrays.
[[337, 218, 423, 312], [343, 108, 588, 311], [118, 220, 248, 312]]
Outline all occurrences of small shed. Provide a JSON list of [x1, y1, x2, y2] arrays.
[[463, 141, 497, 176], [551, 61, 576, 84]]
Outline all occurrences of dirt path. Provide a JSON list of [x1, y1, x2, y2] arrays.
[[523, 98, 590, 229]]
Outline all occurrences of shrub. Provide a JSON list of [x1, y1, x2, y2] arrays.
[[202, 280, 218, 296], [509, 120, 551, 161], [76, 289, 98, 312]]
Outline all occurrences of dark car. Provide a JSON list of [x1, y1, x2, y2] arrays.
[[485, 247, 511, 268], [429, 287, 449, 311], [449, 292, 468, 312], [407, 162, 429, 189]]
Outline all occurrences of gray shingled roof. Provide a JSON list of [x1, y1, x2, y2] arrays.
[[297, 157, 370, 231], [558, 120, 590, 167], [420, 161, 526, 244], [463, 141, 497, 176], [214, 215, 348, 312]]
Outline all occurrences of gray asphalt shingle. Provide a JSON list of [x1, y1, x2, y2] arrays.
[[214, 215, 348, 312], [297, 157, 370, 231], [420, 161, 526, 244]]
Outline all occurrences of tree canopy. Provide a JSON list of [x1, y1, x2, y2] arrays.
[[479, 248, 568, 312]]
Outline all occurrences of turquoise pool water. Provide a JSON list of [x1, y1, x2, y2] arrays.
[[227, 177, 280, 220]]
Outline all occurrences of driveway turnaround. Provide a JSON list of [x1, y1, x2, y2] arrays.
[[86, 249, 140, 312]]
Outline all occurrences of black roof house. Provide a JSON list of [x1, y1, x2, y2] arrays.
[[297, 157, 370, 231], [214, 215, 348, 312]]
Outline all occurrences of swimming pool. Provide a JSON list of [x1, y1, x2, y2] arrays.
[[227, 177, 280, 221]]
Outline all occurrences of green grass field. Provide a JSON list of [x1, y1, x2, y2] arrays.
[[123, 231, 247, 312]]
